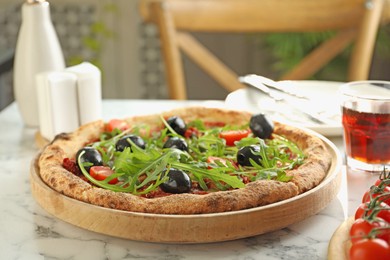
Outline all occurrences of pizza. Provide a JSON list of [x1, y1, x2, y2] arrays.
[[38, 107, 332, 214]]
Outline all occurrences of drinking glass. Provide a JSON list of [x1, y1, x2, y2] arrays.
[[339, 81, 390, 172]]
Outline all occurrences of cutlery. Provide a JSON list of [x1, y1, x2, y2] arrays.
[[239, 74, 310, 100], [238, 75, 336, 125]]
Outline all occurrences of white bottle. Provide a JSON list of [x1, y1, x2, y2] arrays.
[[13, 0, 65, 127]]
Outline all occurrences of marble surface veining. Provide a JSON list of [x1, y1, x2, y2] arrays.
[[0, 101, 378, 260]]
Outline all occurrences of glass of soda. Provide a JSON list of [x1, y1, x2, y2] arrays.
[[339, 81, 390, 172]]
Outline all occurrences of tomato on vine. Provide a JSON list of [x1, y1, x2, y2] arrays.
[[362, 185, 390, 205], [349, 168, 390, 259], [355, 201, 390, 223], [375, 168, 390, 188], [375, 179, 390, 187], [349, 238, 390, 260], [349, 218, 387, 244]]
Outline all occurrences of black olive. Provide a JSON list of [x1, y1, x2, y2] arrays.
[[160, 168, 192, 194], [249, 113, 274, 139], [163, 136, 188, 151], [75, 147, 103, 172], [236, 145, 262, 166], [166, 116, 187, 136], [115, 134, 146, 152]]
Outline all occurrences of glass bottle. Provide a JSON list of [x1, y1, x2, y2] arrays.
[[13, 0, 65, 127]]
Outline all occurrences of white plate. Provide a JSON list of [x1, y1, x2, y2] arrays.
[[225, 80, 343, 136]]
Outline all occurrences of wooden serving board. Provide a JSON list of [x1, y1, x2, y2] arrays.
[[30, 135, 342, 243], [328, 217, 353, 260]]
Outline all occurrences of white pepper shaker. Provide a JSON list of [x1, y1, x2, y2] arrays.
[[13, 0, 65, 127]]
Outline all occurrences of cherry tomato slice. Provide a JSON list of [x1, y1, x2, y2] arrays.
[[219, 129, 250, 146], [106, 119, 129, 132], [349, 238, 390, 260], [184, 127, 200, 138], [90, 166, 118, 184]]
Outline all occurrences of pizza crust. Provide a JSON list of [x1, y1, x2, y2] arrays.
[[38, 107, 332, 214], [273, 124, 332, 193]]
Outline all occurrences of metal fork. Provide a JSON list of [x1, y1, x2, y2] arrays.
[[239, 74, 310, 100], [238, 75, 336, 125]]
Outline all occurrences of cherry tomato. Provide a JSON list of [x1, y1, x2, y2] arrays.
[[219, 129, 250, 146], [377, 227, 390, 244], [362, 186, 390, 205], [106, 119, 129, 132], [349, 238, 390, 260], [184, 127, 199, 138], [90, 166, 118, 184], [375, 179, 390, 187], [355, 202, 390, 222], [349, 218, 388, 244]]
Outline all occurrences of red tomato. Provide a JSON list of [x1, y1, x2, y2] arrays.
[[207, 156, 237, 169], [90, 166, 118, 184], [362, 186, 390, 205], [62, 158, 81, 176], [219, 129, 250, 146], [350, 218, 388, 244], [355, 202, 390, 222], [375, 179, 390, 187], [377, 227, 390, 244], [350, 238, 390, 260], [184, 127, 200, 138], [106, 119, 129, 132]]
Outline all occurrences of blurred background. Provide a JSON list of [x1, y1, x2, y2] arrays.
[[1, 0, 390, 111]]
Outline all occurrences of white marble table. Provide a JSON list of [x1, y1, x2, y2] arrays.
[[0, 100, 381, 260]]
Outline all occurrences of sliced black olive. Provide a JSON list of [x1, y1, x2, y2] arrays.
[[75, 147, 103, 172], [249, 113, 274, 139], [163, 136, 188, 151], [236, 145, 262, 166], [115, 134, 146, 152], [166, 116, 187, 136], [160, 168, 192, 194]]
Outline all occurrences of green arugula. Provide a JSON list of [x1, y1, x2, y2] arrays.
[[78, 116, 305, 195]]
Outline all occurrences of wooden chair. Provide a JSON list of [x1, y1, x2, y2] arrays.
[[139, 0, 389, 100]]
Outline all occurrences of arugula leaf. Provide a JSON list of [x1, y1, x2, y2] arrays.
[[78, 115, 304, 195], [172, 162, 245, 189]]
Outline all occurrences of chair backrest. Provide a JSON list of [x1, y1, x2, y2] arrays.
[[139, 0, 388, 99]]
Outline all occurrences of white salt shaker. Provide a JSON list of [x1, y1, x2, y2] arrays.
[[36, 72, 79, 141], [66, 62, 102, 125], [13, 0, 65, 127]]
